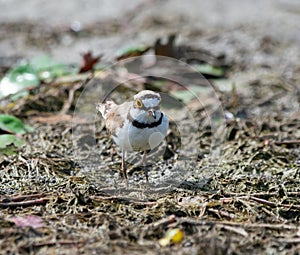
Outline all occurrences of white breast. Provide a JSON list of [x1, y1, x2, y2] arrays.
[[113, 113, 168, 152]]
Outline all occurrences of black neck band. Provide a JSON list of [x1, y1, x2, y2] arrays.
[[128, 113, 164, 129]]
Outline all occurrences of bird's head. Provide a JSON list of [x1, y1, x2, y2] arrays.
[[131, 90, 162, 122]]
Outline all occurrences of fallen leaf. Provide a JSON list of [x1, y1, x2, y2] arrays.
[[0, 114, 34, 134], [0, 56, 76, 100], [79, 51, 102, 73], [31, 55, 74, 81], [0, 134, 24, 149], [116, 46, 151, 61], [0, 63, 39, 99], [193, 63, 225, 78], [170, 85, 211, 104], [159, 228, 185, 246], [154, 34, 177, 57], [10, 215, 45, 228]]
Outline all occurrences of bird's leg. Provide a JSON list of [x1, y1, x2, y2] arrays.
[[142, 150, 149, 184], [122, 150, 128, 187]]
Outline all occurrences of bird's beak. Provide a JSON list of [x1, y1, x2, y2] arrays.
[[148, 109, 156, 119]]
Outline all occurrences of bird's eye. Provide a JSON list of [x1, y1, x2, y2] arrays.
[[135, 99, 143, 108]]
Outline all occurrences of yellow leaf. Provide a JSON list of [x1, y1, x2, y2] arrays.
[[159, 228, 184, 246]]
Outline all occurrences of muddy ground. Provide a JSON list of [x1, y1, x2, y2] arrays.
[[1, 1, 300, 254]]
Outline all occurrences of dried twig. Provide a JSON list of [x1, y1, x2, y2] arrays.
[[207, 208, 235, 220], [91, 195, 156, 206], [21, 240, 84, 249], [223, 191, 300, 198], [0, 193, 45, 203], [249, 196, 300, 210], [222, 225, 248, 237], [275, 140, 300, 146], [277, 238, 300, 244], [222, 195, 300, 210], [180, 217, 298, 231], [0, 198, 49, 208], [60, 82, 84, 115], [152, 215, 177, 229]]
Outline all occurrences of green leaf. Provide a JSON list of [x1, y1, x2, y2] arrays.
[[0, 56, 76, 99], [193, 64, 225, 77], [170, 90, 195, 104], [0, 62, 39, 99], [30, 55, 75, 80], [0, 147, 16, 156], [0, 134, 24, 149], [24, 124, 35, 133], [116, 46, 150, 60], [0, 114, 34, 134], [170, 85, 212, 104]]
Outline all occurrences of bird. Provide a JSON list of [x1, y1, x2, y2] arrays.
[[96, 90, 169, 187]]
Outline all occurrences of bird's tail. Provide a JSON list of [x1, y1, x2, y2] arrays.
[[96, 99, 116, 119]]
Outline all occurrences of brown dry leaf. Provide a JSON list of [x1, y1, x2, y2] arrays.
[[154, 34, 177, 57], [79, 51, 102, 73]]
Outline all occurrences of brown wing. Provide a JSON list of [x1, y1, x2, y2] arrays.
[[96, 99, 117, 119], [105, 102, 130, 136]]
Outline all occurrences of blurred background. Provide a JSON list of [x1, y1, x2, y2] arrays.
[[1, 0, 300, 67]]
